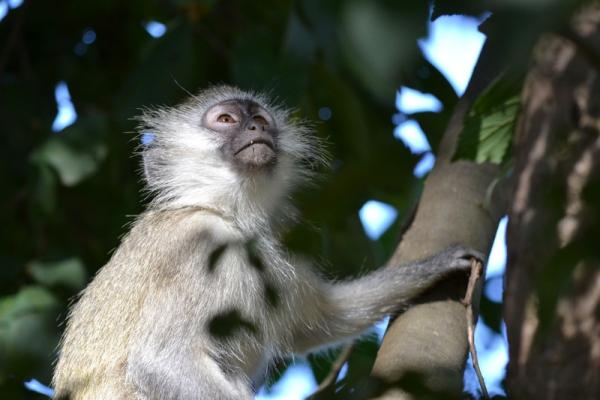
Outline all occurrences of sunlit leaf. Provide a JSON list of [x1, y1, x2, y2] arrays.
[[454, 75, 522, 164], [29, 163, 58, 216], [340, 1, 428, 102], [29, 258, 87, 290], [0, 287, 59, 319], [0, 287, 61, 382], [30, 115, 109, 186]]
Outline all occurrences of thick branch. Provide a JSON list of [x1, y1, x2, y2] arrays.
[[368, 27, 509, 400]]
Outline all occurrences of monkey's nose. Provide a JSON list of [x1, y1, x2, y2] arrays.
[[246, 122, 263, 132]]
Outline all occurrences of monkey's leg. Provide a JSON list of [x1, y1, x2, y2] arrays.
[[290, 246, 482, 352]]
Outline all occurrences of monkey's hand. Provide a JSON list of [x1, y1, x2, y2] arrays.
[[423, 245, 485, 275]]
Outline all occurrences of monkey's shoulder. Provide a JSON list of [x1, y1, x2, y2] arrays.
[[137, 207, 238, 235], [112, 208, 284, 276], [121, 207, 240, 250]]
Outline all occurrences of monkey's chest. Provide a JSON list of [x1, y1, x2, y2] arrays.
[[198, 253, 291, 340], [197, 259, 292, 377]]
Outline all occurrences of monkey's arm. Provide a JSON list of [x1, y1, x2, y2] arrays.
[[290, 246, 481, 353]]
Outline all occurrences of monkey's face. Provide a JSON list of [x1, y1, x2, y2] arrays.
[[138, 86, 326, 219], [202, 100, 278, 172]]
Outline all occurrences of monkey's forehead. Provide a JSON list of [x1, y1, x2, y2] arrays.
[[217, 99, 265, 112], [194, 85, 272, 109], [183, 85, 290, 126]]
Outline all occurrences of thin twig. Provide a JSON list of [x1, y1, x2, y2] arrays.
[[307, 343, 355, 399], [461, 259, 489, 399]]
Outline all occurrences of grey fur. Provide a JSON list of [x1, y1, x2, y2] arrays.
[[52, 86, 480, 399]]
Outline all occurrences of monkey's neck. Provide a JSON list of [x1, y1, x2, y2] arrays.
[[151, 205, 230, 219], [148, 203, 275, 237]]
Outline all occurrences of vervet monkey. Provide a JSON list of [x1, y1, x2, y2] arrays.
[[52, 86, 482, 400]]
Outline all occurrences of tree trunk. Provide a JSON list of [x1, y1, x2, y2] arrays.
[[369, 30, 508, 400], [504, 2, 600, 399]]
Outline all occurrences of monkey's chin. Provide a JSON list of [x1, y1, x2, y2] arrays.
[[234, 143, 277, 171]]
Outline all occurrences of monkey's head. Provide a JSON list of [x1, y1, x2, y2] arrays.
[[137, 85, 326, 231]]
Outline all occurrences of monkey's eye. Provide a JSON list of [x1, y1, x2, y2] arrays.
[[217, 114, 236, 123], [253, 116, 268, 126]]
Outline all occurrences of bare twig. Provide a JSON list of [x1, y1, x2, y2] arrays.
[[307, 343, 355, 399], [462, 259, 489, 399]]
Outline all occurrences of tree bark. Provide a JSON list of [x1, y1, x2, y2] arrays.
[[369, 29, 508, 399], [505, 2, 600, 399]]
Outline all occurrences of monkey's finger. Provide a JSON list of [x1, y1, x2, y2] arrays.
[[449, 257, 475, 271], [447, 246, 485, 264]]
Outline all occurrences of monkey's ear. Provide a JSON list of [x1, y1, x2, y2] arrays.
[[140, 132, 158, 183]]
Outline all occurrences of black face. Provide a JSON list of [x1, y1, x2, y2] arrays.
[[202, 99, 278, 171]]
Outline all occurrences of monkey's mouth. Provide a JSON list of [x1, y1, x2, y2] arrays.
[[233, 137, 276, 168], [234, 138, 274, 155]]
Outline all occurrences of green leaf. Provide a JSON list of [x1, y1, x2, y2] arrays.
[[340, 1, 428, 103], [30, 114, 109, 186], [28, 162, 58, 216], [471, 75, 522, 115], [454, 75, 522, 164], [29, 258, 87, 290], [0, 287, 59, 321], [0, 287, 61, 383]]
